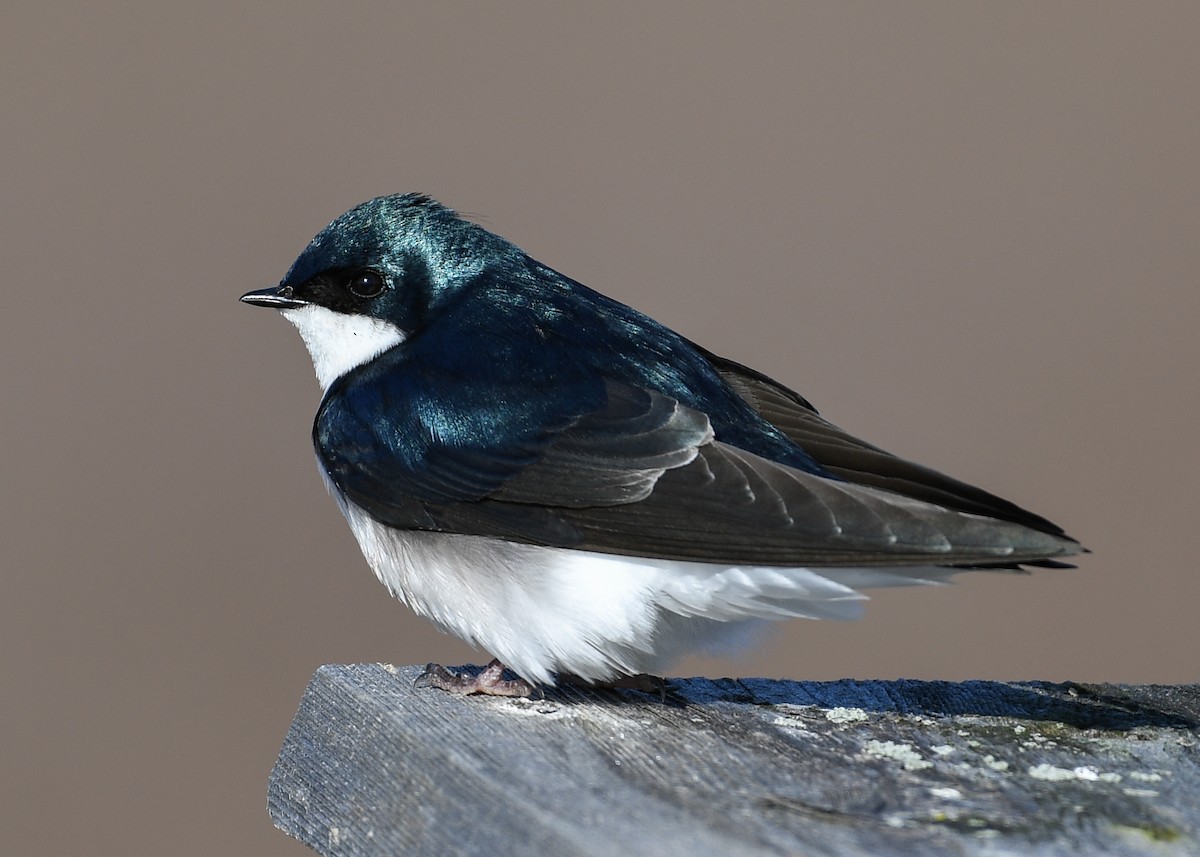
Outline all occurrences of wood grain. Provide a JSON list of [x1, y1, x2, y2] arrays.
[[270, 665, 1200, 856]]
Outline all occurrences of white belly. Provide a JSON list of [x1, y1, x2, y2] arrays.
[[325, 478, 959, 685]]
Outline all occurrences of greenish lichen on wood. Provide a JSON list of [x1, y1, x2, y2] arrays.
[[269, 665, 1200, 857]]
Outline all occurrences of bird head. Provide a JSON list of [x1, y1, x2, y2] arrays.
[[241, 193, 518, 389]]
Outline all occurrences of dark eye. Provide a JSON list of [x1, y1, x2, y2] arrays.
[[348, 269, 386, 298]]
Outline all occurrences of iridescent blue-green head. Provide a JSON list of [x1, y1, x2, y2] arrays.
[[282, 193, 515, 290], [240, 193, 522, 389]]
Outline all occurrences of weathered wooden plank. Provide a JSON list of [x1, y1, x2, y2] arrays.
[[269, 665, 1200, 856]]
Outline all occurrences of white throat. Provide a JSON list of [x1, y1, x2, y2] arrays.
[[281, 305, 407, 390]]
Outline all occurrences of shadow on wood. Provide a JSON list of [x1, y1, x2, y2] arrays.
[[269, 665, 1199, 856]]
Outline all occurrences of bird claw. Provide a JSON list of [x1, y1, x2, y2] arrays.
[[414, 658, 535, 697]]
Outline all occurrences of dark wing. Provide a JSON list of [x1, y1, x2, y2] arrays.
[[696, 347, 1073, 540], [318, 373, 1081, 568], [317, 376, 713, 545], [548, 439, 1080, 566]]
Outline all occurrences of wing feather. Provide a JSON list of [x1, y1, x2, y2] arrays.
[[700, 348, 1072, 538], [319, 359, 1081, 568]]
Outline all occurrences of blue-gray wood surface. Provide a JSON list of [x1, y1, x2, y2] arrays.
[[269, 664, 1199, 856]]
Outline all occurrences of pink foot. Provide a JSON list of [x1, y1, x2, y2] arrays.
[[415, 658, 535, 697]]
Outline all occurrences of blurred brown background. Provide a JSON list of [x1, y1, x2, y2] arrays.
[[3, 3, 1197, 855]]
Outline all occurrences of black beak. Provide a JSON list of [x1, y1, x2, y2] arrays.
[[240, 285, 308, 309]]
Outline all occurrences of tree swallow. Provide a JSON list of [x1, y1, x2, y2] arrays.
[[241, 194, 1082, 696]]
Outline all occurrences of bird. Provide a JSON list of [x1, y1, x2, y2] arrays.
[[241, 193, 1082, 697]]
